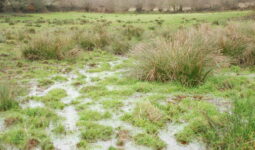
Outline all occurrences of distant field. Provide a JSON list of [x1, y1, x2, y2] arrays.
[[0, 10, 251, 29]]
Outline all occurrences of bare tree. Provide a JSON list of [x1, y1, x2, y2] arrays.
[[1, 0, 254, 13], [0, 0, 5, 12]]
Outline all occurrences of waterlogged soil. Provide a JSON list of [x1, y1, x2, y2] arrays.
[[1, 53, 254, 150]]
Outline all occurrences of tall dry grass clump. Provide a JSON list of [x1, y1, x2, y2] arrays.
[[77, 25, 131, 55], [78, 30, 110, 51], [23, 32, 78, 60], [0, 82, 19, 111], [131, 25, 222, 86], [217, 22, 255, 66]]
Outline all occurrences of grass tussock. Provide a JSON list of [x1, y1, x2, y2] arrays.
[[0, 33, 6, 43], [77, 27, 131, 55], [77, 29, 110, 51], [0, 82, 20, 111], [217, 22, 255, 66], [22, 32, 79, 60], [22, 25, 133, 60], [122, 25, 144, 40], [131, 25, 221, 86]]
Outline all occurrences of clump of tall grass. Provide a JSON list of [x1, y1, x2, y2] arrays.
[[78, 30, 110, 51], [0, 82, 19, 111], [122, 25, 144, 40], [22, 32, 77, 60], [131, 25, 221, 86], [0, 33, 6, 43], [77, 26, 131, 55], [217, 22, 255, 66], [106, 36, 131, 55]]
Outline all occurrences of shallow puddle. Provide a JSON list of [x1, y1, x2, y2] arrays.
[[0, 118, 4, 132], [159, 124, 205, 150], [57, 106, 79, 131], [53, 133, 80, 150], [20, 100, 45, 109], [22, 58, 208, 150]]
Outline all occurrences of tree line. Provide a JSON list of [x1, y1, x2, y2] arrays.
[[0, 0, 254, 13]]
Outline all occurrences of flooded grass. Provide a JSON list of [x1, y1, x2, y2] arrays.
[[0, 11, 255, 150]]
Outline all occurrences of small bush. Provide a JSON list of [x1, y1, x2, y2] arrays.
[[0, 82, 19, 111], [107, 37, 131, 55], [78, 31, 96, 51], [22, 32, 77, 60], [217, 22, 255, 66], [122, 25, 144, 40], [131, 25, 221, 86], [77, 26, 131, 55], [77, 27, 110, 51]]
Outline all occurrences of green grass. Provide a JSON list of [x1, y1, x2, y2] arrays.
[[79, 122, 114, 142], [32, 88, 67, 109], [0, 10, 254, 150], [79, 110, 112, 121], [134, 133, 166, 150], [0, 107, 58, 149], [38, 79, 54, 87], [201, 94, 255, 149], [0, 82, 20, 111], [122, 101, 167, 134], [0, 11, 250, 29]]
